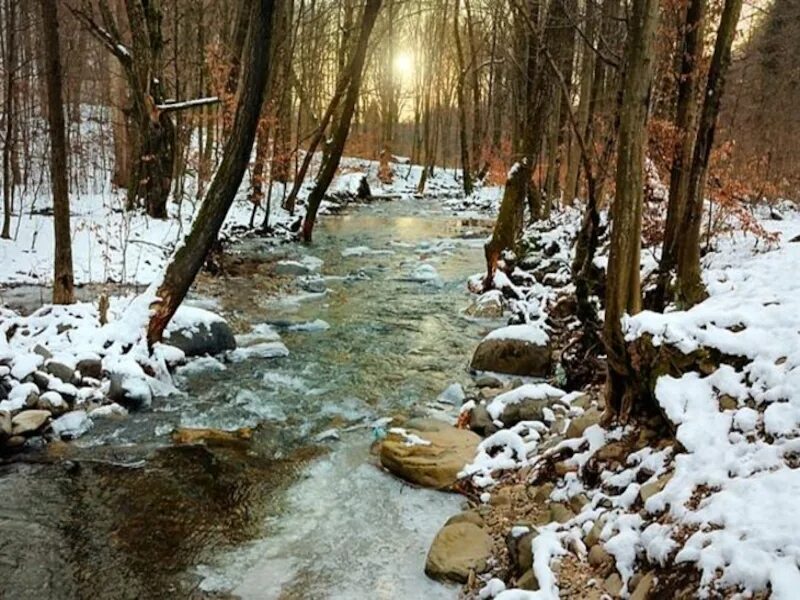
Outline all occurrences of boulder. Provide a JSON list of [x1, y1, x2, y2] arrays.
[[508, 531, 535, 576], [471, 326, 552, 377], [517, 569, 540, 591], [469, 403, 497, 436], [51, 411, 92, 440], [485, 383, 565, 429], [566, 407, 603, 439], [36, 391, 68, 416], [0, 410, 11, 438], [11, 410, 51, 436], [164, 317, 236, 357], [379, 418, 480, 489], [45, 360, 75, 383], [631, 571, 656, 600], [465, 291, 505, 319], [424, 522, 493, 583], [108, 371, 152, 411], [445, 511, 485, 529], [76, 358, 103, 380]]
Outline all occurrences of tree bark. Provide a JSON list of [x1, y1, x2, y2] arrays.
[[603, 0, 659, 421], [653, 0, 706, 310], [484, 160, 528, 287], [1, 0, 16, 239], [147, 0, 276, 347], [39, 0, 75, 305], [454, 0, 473, 196], [675, 0, 744, 307], [300, 0, 383, 243]]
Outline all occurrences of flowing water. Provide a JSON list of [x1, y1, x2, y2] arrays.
[[0, 199, 500, 599]]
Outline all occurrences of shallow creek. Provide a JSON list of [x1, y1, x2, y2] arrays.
[[0, 199, 500, 599]]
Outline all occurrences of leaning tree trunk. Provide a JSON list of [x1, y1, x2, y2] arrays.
[[675, 0, 744, 308], [652, 0, 706, 310], [301, 0, 383, 243], [39, 0, 75, 305], [147, 0, 276, 347], [483, 160, 528, 288], [603, 0, 659, 421]]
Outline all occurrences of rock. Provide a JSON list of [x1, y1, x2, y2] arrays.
[[631, 571, 656, 600], [604, 573, 623, 596], [0, 410, 11, 438], [588, 544, 613, 568], [36, 391, 67, 416], [108, 371, 153, 411], [569, 494, 589, 514], [30, 371, 50, 392], [299, 276, 327, 294], [508, 531, 535, 575], [640, 473, 673, 504], [171, 427, 253, 446], [87, 403, 128, 419], [424, 522, 493, 583], [465, 291, 505, 319], [445, 511, 485, 529], [487, 384, 566, 429], [165, 318, 236, 357], [548, 502, 575, 524], [718, 394, 738, 411], [566, 407, 603, 439], [475, 375, 504, 388], [275, 260, 314, 276], [45, 360, 76, 383], [585, 518, 605, 548], [469, 403, 497, 436], [4, 435, 25, 448], [530, 482, 554, 504], [517, 569, 539, 591], [471, 332, 552, 377], [438, 383, 465, 405], [596, 440, 629, 464], [32, 344, 53, 360], [51, 411, 92, 440], [76, 358, 103, 380], [11, 410, 51, 436], [379, 418, 481, 489]]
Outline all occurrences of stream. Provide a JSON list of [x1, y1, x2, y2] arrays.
[[0, 198, 499, 599]]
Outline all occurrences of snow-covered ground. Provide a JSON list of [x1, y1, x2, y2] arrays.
[[462, 205, 800, 599]]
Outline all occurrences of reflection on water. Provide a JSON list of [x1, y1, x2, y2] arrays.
[[0, 200, 496, 599]]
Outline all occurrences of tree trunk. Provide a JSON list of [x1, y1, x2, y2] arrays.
[[1, 0, 16, 239], [652, 0, 706, 310], [484, 160, 528, 288], [675, 0, 744, 307], [39, 0, 75, 305], [603, 0, 659, 421], [301, 0, 383, 243], [564, 0, 596, 205], [454, 0, 473, 196], [147, 0, 276, 347]]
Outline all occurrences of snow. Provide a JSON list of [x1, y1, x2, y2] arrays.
[[227, 341, 289, 363], [51, 410, 92, 439], [485, 324, 549, 346], [486, 383, 565, 420]]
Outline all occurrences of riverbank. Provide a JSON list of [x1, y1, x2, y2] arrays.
[[396, 201, 800, 600]]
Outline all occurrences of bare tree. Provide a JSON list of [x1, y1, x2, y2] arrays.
[[39, 0, 75, 304], [147, 0, 276, 346]]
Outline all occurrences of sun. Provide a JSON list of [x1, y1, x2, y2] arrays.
[[393, 51, 415, 80]]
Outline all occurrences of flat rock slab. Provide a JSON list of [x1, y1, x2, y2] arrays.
[[425, 522, 493, 583], [379, 418, 480, 490]]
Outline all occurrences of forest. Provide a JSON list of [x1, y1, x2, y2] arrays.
[[0, 0, 798, 598]]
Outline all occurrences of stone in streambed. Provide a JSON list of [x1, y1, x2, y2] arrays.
[[172, 426, 253, 446], [465, 291, 505, 319], [0, 410, 11, 438], [379, 418, 480, 489], [11, 409, 51, 436], [425, 522, 493, 583], [163, 308, 236, 357], [471, 325, 552, 377]]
